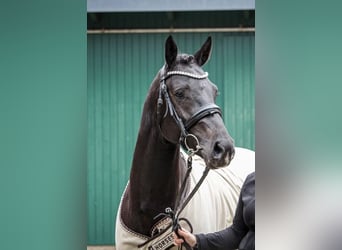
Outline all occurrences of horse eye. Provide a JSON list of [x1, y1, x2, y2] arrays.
[[174, 90, 184, 99]]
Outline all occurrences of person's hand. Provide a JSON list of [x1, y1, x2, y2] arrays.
[[173, 228, 197, 247]]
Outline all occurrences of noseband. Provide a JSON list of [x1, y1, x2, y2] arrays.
[[157, 67, 222, 151]]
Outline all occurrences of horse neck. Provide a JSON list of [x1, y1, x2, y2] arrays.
[[127, 79, 183, 231], [130, 130, 181, 208]]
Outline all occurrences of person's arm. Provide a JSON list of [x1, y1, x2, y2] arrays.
[[195, 189, 248, 250], [174, 191, 246, 250], [175, 173, 254, 250]]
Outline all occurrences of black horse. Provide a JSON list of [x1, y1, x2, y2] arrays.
[[115, 36, 253, 249]]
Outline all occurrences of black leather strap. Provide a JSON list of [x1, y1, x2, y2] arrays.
[[184, 104, 222, 131]]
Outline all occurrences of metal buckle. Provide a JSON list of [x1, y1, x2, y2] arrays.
[[184, 134, 202, 156]]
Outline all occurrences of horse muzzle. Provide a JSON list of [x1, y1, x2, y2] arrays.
[[207, 138, 235, 169]]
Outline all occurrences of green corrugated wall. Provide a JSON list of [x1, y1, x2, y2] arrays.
[[87, 32, 254, 245]]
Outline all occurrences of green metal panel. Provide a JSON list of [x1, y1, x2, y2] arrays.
[[87, 32, 254, 244]]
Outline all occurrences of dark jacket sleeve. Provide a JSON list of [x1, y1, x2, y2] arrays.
[[195, 173, 254, 250]]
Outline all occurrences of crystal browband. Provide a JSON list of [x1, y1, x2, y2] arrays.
[[166, 71, 208, 79]]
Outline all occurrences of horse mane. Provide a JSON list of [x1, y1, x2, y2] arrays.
[[139, 71, 161, 138]]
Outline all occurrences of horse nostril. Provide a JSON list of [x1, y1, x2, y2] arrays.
[[213, 141, 225, 157], [212, 140, 235, 166]]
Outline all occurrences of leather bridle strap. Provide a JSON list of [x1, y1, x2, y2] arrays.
[[184, 103, 221, 131], [158, 67, 222, 141], [159, 76, 188, 138]]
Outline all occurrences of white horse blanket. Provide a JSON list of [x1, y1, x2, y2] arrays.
[[115, 147, 255, 250]]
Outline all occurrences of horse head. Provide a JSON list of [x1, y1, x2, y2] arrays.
[[158, 35, 235, 169]]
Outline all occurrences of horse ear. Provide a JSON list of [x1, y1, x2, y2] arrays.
[[194, 36, 212, 66], [165, 35, 178, 68]]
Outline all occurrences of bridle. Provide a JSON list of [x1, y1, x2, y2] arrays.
[[151, 66, 223, 249], [157, 66, 222, 152], [139, 66, 225, 249]]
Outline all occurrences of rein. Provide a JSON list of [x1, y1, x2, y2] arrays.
[[167, 143, 210, 250], [140, 67, 220, 249], [138, 146, 209, 250]]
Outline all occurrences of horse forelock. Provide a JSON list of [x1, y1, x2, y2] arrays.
[[170, 54, 206, 76], [177, 53, 195, 65]]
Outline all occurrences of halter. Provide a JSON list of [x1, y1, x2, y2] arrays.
[[157, 67, 222, 150]]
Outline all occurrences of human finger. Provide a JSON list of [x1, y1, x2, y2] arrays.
[[177, 228, 197, 247], [172, 232, 184, 246], [177, 228, 189, 237]]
